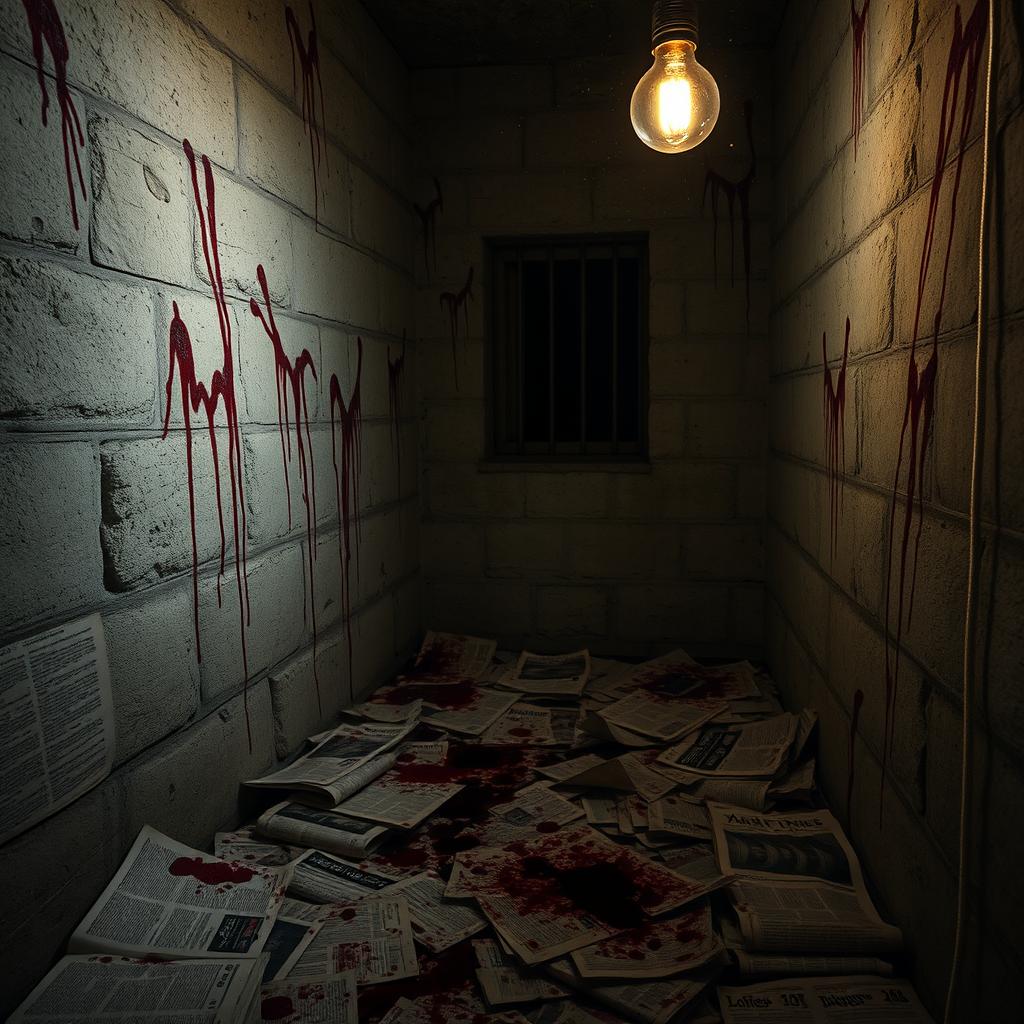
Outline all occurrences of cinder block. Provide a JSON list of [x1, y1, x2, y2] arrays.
[[0, 55, 81, 251], [648, 400, 687, 458], [592, 161, 704, 224], [425, 463, 527, 519], [649, 219, 771, 285], [104, 584, 200, 765], [686, 400, 765, 458], [354, 507, 401, 605], [2, 0, 237, 167], [829, 479, 888, 616], [525, 473, 611, 519], [524, 107, 640, 169], [536, 586, 609, 638], [194, 170, 294, 305], [486, 522, 566, 578], [459, 64, 553, 113], [418, 115, 522, 172], [425, 402, 485, 461], [615, 583, 730, 643], [732, 585, 766, 646], [88, 114, 192, 287], [244, 430, 314, 550], [350, 162, 413, 269], [421, 521, 485, 579], [568, 523, 678, 579], [100, 434, 226, 591], [686, 280, 771, 336], [0, 256, 156, 425], [767, 525, 831, 667], [466, 170, 592, 232], [238, 70, 316, 216], [419, 337, 484, 401], [684, 524, 764, 579], [378, 263, 415, 337], [554, 56, 634, 109], [350, 595, 398, 700], [614, 464, 736, 521], [1, 442, 103, 632], [197, 544, 307, 704], [0, 778, 124, 1019], [121, 682, 275, 851], [422, 580, 532, 641], [292, 217, 379, 327], [392, 576, 421, 658], [359, 420, 399, 512], [768, 455, 827, 567]]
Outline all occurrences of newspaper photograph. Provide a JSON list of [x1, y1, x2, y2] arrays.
[[569, 904, 721, 980], [69, 826, 288, 960], [259, 971, 358, 1023], [289, 896, 418, 985], [499, 649, 592, 697], [7, 955, 263, 1024], [733, 951, 894, 978], [215, 830, 304, 867], [287, 848, 398, 903], [260, 904, 324, 982], [258, 801, 391, 859], [386, 871, 488, 951], [708, 805, 868, 890], [718, 976, 935, 1023], [481, 703, 558, 745], [411, 631, 497, 680], [647, 794, 712, 840], [597, 690, 726, 743], [728, 879, 903, 955], [245, 720, 414, 804], [0, 614, 115, 846], [421, 687, 520, 736], [332, 775, 464, 829], [658, 714, 798, 779]]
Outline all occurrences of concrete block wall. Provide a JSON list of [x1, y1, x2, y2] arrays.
[[413, 49, 772, 658], [0, 0, 417, 1013], [767, 0, 1024, 1015]]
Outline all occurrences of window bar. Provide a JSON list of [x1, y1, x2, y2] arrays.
[[517, 249, 525, 455], [548, 250, 555, 453], [612, 245, 620, 453], [580, 246, 587, 453]]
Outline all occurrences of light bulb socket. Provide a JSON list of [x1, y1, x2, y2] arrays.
[[651, 0, 699, 47]]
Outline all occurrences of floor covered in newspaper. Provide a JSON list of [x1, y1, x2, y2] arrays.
[[9, 633, 938, 1024]]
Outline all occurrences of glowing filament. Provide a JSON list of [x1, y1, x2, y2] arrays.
[[658, 76, 692, 137]]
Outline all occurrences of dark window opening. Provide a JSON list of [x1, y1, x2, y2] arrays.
[[489, 235, 648, 460]]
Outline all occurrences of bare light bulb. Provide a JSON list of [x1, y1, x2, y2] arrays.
[[631, 3, 720, 154]]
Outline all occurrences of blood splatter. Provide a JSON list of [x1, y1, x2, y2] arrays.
[[823, 319, 851, 559], [439, 267, 474, 391], [508, 727, 533, 737], [703, 99, 756, 327], [329, 339, 363, 682], [163, 140, 252, 745], [169, 856, 255, 886], [518, 857, 645, 929], [851, 0, 871, 158], [377, 679, 479, 710], [387, 333, 406, 483], [250, 264, 322, 709], [285, 3, 328, 224], [261, 995, 295, 1021], [882, 0, 988, 815], [414, 177, 444, 278], [411, 635, 466, 679], [21, 0, 86, 230], [536, 820, 560, 834], [847, 688, 864, 816]]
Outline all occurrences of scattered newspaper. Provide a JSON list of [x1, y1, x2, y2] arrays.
[[569, 904, 722, 980], [598, 691, 726, 743], [537, 752, 607, 782], [287, 849, 398, 903], [647, 795, 712, 840], [258, 802, 392, 859], [733, 951, 894, 978], [70, 826, 288, 960], [387, 872, 488, 951], [473, 938, 569, 1004], [8, 955, 264, 1024], [0, 614, 115, 845], [499, 649, 592, 697], [555, 752, 674, 801], [412, 631, 497, 680], [380, 995, 531, 1024], [341, 699, 423, 723], [586, 658, 643, 703], [215, 829, 304, 866], [260, 970, 358, 1022], [658, 844, 727, 887], [482, 703, 558, 744], [629, 651, 760, 702], [332, 775, 463, 829], [651, 767, 773, 811], [245, 721, 414, 805], [718, 976, 935, 1023], [658, 715, 798, 778], [261, 900, 324, 982], [476, 783, 585, 844], [422, 687, 520, 736], [289, 896, 418, 984]]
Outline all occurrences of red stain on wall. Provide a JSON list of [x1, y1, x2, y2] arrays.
[[882, 0, 988, 811], [163, 140, 253, 744], [249, 264, 323, 710], [847, 688, 865, 816], [414, 177, 444, 278], [823, 319, 851, 559], [439, 267, 474, 391], [21, 0, 86, 229], [329, 339, 363, 681], [703, 100, 756, 327], [387, 332, 407, 483], [285, 3, 328, 224], [851, 0, 871, 158]]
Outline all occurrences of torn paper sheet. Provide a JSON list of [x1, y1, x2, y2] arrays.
[[421, 687, 520, 736], [70, 826, 289, 960], [498, 649, 591, 698]]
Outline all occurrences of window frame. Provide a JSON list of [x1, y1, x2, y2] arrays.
[[484, 231, 650, 465]]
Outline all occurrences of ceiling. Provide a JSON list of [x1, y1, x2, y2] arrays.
[[362, 0, 786, 68]]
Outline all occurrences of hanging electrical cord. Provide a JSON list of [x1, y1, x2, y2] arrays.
[[943, 1, 996, 1020]]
